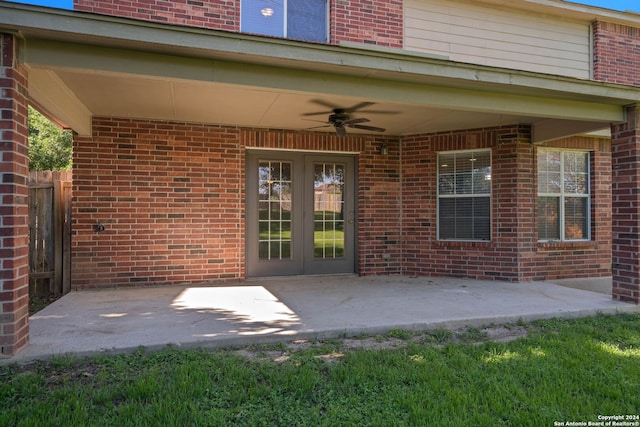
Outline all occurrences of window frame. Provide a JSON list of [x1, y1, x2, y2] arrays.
[[240, 0, 329, 43], [536, 148, 591, 242], [437, 149, 492, 242]]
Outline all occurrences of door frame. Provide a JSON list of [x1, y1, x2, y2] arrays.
[[245, 149, 357, 277]]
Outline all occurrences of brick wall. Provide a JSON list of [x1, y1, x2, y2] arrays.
[[401, 126, 611, 282], [593, 21, 640, 87], [331, 0, 403, 47], [0, 33, 30, 355], [74, 0, 239, 31], [358, 136, 402, 274], [74, 0, 403, 48], [610, 105, 640, 303], [72, 118, 245, 288], [495, 126, 536, 281]]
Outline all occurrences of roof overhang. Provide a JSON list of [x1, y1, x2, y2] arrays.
[[2, 2, 640, 142], [484, 0, 640, 26]]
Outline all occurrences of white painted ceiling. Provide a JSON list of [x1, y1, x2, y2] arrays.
[[43, 68, 587, 138]]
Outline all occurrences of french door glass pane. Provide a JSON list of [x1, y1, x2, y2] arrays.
[[314, 163, 345, 258], [258, 161, 292, 260]]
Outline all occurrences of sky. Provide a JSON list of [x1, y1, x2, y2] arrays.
[[4, 0, 640, 13], [573, 0, 640, 12]]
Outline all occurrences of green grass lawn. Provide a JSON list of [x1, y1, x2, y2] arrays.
[[2, 314, 639, 426]]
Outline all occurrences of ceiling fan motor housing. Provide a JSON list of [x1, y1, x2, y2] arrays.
[[329, 111, 350, 125]]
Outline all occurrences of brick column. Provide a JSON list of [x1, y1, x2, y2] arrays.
[[611, 104, 640, 304], [0, 33, 30, 355]]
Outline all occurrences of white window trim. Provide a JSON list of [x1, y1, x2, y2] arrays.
[[437, 148, 492, 242], [537, 148, 591, 242]]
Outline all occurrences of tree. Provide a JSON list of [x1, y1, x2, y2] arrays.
[[28, 106, 72, 171]]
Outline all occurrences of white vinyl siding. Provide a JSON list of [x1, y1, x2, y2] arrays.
[[404, 0, 591, 78]]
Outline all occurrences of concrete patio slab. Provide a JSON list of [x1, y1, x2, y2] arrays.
[[550, 277, 612, 295], [6, 275, 639, 363]]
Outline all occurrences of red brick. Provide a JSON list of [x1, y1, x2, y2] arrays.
[[593, 21, 640, 87], [610, 105, 640, 303], [74, 0, 239, 32], [0, 33, 30, 356]]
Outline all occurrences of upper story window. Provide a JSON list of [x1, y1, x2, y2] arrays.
[[240, 0, 328, 43], [437, 150, 492, 241], [537, 149, 590, 242]]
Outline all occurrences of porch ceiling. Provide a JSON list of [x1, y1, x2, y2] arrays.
[[4, 3, 640, 143]]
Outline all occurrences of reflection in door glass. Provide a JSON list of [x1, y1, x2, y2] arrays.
[[314, 163, 345, 258], [258, 161, 292, 260]]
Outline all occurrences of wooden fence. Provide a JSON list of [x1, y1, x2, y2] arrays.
[[29, 170, 72, 297]]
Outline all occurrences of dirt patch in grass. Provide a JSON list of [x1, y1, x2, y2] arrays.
[[233, 324, 529, 363], [342, 336, 407, 351], [480, 324, 528, 343]]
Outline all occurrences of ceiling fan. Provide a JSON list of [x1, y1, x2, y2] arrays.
[[303, 99, 395, 137]]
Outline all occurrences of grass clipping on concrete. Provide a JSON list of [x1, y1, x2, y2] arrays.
[[2, 313, 640, 426]]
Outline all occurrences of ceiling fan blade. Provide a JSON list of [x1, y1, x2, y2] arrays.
[[304, 100, 399, 116], [335, 125, 347, 137], [350, 124, 386, 132], [357, 109, 400, 115], [305, 124, 332, 130], [344, 102, 375, 113], [309, 99, 340, 110], [302, 111, 332, 117], [343, 117, 370, 125]]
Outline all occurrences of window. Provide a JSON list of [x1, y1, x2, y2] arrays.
[[537, 149, 590, 241], [240, 0, 328, 43], [437, 150, 491, 241]]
